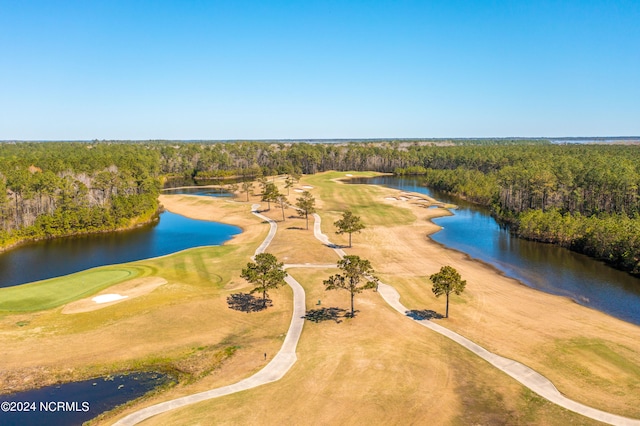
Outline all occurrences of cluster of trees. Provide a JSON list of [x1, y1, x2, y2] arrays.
[[152, 139, 549, 179], [518, 209, 640, 273], [0, 142, 161, 248], [240, 210, 466, 319], [241, 255, 467, 319], [395, 144, 640, 275], [3, 140, 639, 275]]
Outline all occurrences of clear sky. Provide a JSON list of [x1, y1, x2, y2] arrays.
[[1, 0, 638, 140]]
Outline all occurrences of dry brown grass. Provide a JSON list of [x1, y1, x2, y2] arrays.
[[0, 194, 290, 395], [61, 276, 168, 314], [305, 171, 640, 418], [136, 268, 599, 426], [3, 173, 638, 424]]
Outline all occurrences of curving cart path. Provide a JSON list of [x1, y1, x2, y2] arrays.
[[113, 205, 306, 426], [115, 206, 640, 426], [312, 212, 640, 426]]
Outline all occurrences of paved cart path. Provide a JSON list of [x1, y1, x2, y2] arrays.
[[312, 212, 640, 426], [114, 207, 640, 426], [113, 205, 305, 426]]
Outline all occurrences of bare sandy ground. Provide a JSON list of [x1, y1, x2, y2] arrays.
[[61, 277, 168, 314]]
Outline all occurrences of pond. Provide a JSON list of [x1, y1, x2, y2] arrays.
[[162, 186, 233, 197], [348, 176, 640, 326], [0, 372, 173, 426], [0, 211, 241, 288], [0, 192, 244, 424]]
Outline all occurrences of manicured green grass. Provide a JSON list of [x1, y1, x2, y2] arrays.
[[303, 171, 415, 227], [0, 244, 241, 314], [139, 245, 239, 288], [0, 266, 147, 312]]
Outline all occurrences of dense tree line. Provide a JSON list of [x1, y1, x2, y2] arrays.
[[0, 142, 160, 249], [395, 145, 640, 275], [151, 139, 549, 178], [2, 140, 639, 275]]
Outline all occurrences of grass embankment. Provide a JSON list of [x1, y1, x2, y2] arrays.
[[0, 192, 291, 398]]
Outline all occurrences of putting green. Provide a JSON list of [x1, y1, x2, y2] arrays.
[[0, 267, 144, 312]]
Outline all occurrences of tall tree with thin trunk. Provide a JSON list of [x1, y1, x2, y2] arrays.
[[334, 210, 365, 248], [324, 255, 378, 317], [241, 253, 287, 307], [258, 175, 268, 193], [276, 192, 287, 221], [430, 265, 467, 318], [284, 175, 294, 195], [262, 182, 279, 210], [241, 180, 252, 202], [295, 190, 316, 230]]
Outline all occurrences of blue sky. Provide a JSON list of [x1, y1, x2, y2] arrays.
[[1, 0, 638, 140]]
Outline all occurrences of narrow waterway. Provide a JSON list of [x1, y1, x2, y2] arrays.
[[349, 176, 640, 325]]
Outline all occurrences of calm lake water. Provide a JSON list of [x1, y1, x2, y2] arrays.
[[349, 176, 640, 325], [0, 211, 241, 288], [0, 204, 239, 424], [0, 372, 172, 426], [162, 186, 233, 197]]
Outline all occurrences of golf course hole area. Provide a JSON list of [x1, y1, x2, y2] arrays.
[[62, 277, 168, 314]]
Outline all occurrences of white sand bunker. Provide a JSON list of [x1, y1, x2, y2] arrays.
[[62, 277, 167, 314], [93, 294, 128, 304], [345, 174, 353, 177], [294, 189, 304, 193], [302, 185, 314, 189], [385, 197, 397, 201]]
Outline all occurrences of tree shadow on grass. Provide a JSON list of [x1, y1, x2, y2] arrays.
[[326, 243, 347, 249], [406, 309, 444, 320], [303, 307, 347, 323], [227, 293, 272, 313]]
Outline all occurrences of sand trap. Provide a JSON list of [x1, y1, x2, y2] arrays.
[[302, 185, 314, 189], [345, 174, 353, 177], [93, 294, 128, 304], [385, 197, 397, 201], [62, 276, 167, 314], [294, 189, 304, 193]]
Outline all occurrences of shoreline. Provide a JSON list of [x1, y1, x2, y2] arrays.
[[347, 174, 640, 325], [3, 177, 640, 420], [0, 209, 161, 255], [0, 194, 265, 395]]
